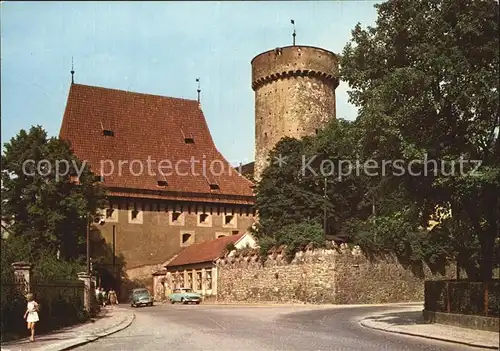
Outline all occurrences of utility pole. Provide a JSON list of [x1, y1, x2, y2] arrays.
[[86, 213, 90, 275], [323, 177, 327, 241], [112, 225, 116, 278]]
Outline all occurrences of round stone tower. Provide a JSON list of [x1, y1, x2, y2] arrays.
[[252, 45, 339, 180]]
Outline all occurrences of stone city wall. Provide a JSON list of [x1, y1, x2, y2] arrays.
[[216, 244, 455, 304]]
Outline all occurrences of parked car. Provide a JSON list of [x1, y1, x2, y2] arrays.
[[168, 288, 202, 304], [130, 288, 154, 307]]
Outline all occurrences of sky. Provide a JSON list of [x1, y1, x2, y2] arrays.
[[1, 1, 380, 165]]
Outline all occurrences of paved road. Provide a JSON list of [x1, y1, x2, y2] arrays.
[[74, 304, 484, 351]]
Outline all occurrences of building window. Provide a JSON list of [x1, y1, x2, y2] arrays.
[[180, 231, 194, 247], [103, 208, 118, 222], [170, 210, 185, 226], [197, 211, 212, 227], [196, 271, 202, 290], [184, 137, 195, 144], [223, 214, 237, 228], [231, 230, 239, 235], [206, 271, 212, 290], [216, 232, 229, 239], [199, 213, 209, 223], [128, 208, 143, 224], [103, 129, 114, 137]]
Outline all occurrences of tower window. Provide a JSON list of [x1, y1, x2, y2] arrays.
[[103, 130, 114, 137], [184, 137, 195, 144]]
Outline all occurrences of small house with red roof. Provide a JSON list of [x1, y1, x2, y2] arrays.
[[152, 232, 256, 300], [59, 82, 256, 292]]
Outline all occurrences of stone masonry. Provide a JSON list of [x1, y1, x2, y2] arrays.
[[252, 45, 339, 180], [216, 244, 456, 304]]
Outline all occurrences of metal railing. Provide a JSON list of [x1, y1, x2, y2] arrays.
[[424, 280, 500, 317]]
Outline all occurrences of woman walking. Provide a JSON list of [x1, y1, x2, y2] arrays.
[[109, 289, 118, 305], [24, 293, 39, 342]]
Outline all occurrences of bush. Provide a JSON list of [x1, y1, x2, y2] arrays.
[[258, 221, 325, 262], [1, 236, 88, 339]]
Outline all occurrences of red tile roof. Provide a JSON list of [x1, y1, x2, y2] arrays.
[[59, 84, 254, 204], [166, 233, 244, 267]]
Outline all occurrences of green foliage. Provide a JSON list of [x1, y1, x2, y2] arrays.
[[1, 125, 106, 261], [258, 236, 277, 260], [255, 0, 499, 280], [1, 235, 88, 341], [0, 125, 104, 339], [276, 222, 325, 261], [340, 0, 500, 280], [225, 242, 236, 253], [257, 222, 325, 262], [254, 120, 369, 239]]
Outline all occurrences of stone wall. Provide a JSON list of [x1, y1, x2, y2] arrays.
[[216, 244, 455, 304]]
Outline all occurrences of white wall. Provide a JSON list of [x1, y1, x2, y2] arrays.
[[235, 233, 257, 249]]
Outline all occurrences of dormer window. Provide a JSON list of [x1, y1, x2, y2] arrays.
[[184, 137, 194, 144], [209, 183, 220, 190], [157, 180, 168, 187], [103, 129, 114, 137]]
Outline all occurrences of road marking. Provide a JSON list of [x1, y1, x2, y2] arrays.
[[204, 315, 226, 330]]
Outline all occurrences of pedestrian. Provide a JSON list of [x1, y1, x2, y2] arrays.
[[23, 293, 39, 342], [100, 288, 107, 307], [95, 287, 101, 304], [109, 289, 118, 305]]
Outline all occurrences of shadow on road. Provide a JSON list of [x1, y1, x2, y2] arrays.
[[363, 310, 427, 326]]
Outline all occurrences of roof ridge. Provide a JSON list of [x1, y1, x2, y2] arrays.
[[71, 83, 199, 103]]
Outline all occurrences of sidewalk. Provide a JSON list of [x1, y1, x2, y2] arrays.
[[0, 306, 135, 351], [360, 305, 499, 350]]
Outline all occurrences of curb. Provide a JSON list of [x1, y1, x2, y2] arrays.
[[57, 311, 136, 351], [359, 318, 499, 350]]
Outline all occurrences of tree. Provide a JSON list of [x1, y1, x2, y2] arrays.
[[341, 0, 500, 280], [1, 126, 106, 261], [253, 119, 371, 246]]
